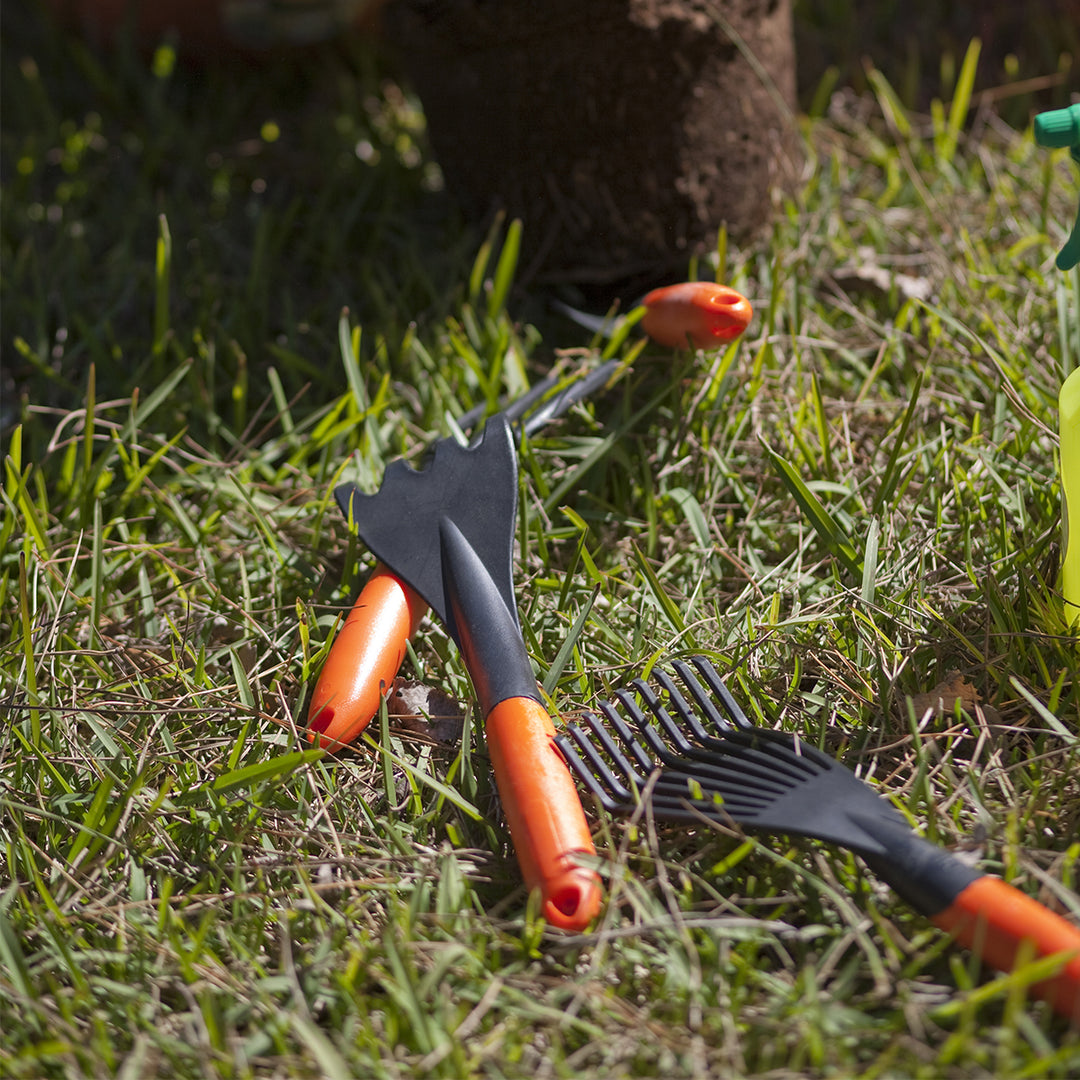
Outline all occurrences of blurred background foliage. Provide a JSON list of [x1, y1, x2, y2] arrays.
[[794, 0, 1077, 122], [2, 0, 1078, 449]]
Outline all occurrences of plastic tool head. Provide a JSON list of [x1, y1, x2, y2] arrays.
[[640, 282, 753, 349], [333, 414, 603, 929], [556, 656, 1080, 1021], [335, 415, 519, 640], [334, 414, 543, 714], [557, 657, 978, 915], [1034, 103, 1080, 271]]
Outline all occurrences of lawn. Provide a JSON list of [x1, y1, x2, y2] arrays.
[[2, 4, 1080, 1078]]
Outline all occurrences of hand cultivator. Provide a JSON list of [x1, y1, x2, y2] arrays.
[[306, 358, 623, 752], [310, 394, 615, 931]]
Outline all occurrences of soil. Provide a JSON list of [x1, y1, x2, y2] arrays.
[[385, 0, 801, 283]]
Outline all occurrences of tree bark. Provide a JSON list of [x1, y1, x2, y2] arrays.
[[387, 0, 801, 282]]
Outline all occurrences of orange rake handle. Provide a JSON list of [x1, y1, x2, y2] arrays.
[[485, 696, 602, 931], [308, 564, 427, 749], [932, 874, 1080, 1023]]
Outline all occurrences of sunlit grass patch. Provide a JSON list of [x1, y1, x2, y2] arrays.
[[2, 9, 1080, 1079]]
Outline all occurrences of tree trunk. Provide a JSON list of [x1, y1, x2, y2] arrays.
[[387, 0, 800, 282]]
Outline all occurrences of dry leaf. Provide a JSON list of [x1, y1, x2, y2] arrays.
[[834, 248, 933, 303], [387, 678, 465, 746], [909, 671, 981, 720]]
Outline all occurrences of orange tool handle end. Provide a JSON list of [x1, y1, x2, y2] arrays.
[[307, 565, 427, 750], [640, 281, 752, 350], [932, 875, 1080, 1023], [486, 696, 602, 931]]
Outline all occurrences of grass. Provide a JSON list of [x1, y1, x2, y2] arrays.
[[3, 6, 1080, 1078]]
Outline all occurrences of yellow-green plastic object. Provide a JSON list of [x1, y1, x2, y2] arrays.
[[1035, 104, 1080, 622], [1060, 368, 1080, 624]]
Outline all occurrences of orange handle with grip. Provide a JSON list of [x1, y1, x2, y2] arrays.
[[640, 282, 753, 350], [485, 696, 602, 931], [932, 875, 1080, 1022], [308, 564, 427, 749]]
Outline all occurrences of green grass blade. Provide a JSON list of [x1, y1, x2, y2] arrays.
[[338, 311, 367, 415], [939, 38, 981, 167], [541, 585, 599, 696], [0, 890, 32, 1000], [469, 210, 505, 305], [487, 217, 522, 321], [871, 367, 925, 517], [632, 544, 691, 641], [361, 734, 482, 821], [65, 773, 117, 869], [289, 1014, 355, 1080], [152, 213, 171, 360], [211, 749, 324, 794], [761, 438, 863, 579]]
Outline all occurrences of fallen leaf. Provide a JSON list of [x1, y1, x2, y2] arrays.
[[387, 678, 465, 746], [909, 671, 982, 720], [834, 249, 933, 303]]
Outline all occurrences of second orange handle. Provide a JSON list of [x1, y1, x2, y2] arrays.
[[933, 875, 1080, 1023], [308, 564, 427, 749], [486, 696, 602, 931]]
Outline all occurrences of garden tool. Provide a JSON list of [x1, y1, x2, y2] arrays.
[[307, 358, 624, 752], [308, 280, 754, 749], [555, 655, 1080, 1022], [322, 412, 602, 930], [552, 280, 754, 351], [1034, 104, 1080, 623]]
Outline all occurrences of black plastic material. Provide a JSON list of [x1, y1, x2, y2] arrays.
[[519, 360, 621, 439], [335, 414, 539, 715], [331, 366, 622, 715], [335, 415, 520, 631], [556, 656, 982, 916], [439, 515, 539, 714], [855, 816, 980, 917], [454, 358, 621, 442]]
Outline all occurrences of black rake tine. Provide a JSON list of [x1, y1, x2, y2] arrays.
[[571, 711, 653, 791], [563, 735, 776, 820], [609, 683, 814, 793], [603, 694, 672, 765], [559, 724, 767, 820], [558, 657, 852, 831], [649, 666, 734, 747], [624, 676, 698, 754], [563, 700, 748, 803], [683, 657, 756, 732], [560, 720, 712, 815], [520, 359, 620, 438], [557, 727, 633, 812], [454, 359, 619, 443]]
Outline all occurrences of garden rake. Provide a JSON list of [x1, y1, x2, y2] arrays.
[[555, 656, 1080, 1022]]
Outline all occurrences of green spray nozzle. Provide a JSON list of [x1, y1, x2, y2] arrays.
[[1034, 103, 1080, 271]]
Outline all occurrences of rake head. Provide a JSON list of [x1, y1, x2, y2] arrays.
[[556, 657, 1080, 1024], [555, 656, 917, 864]]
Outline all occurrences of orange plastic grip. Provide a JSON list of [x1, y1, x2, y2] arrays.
[[307, 565, 427, 750], [640, 282, 753, 350], [932, 875, 1080, 1022], [485, 696, 602, 931]]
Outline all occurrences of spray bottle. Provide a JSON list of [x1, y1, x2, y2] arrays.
[[1034, 103, 1080, 622]]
